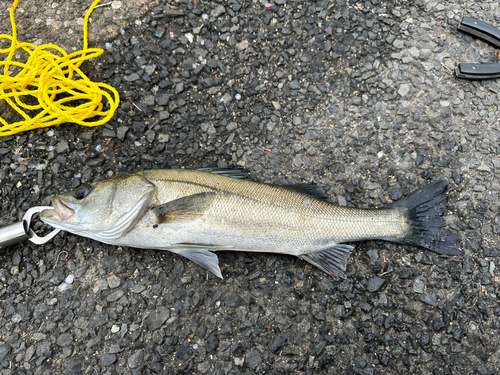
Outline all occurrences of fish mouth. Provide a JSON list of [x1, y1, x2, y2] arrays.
[[49, 197, 78, 221]]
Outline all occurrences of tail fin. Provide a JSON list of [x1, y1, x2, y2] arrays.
[[391, 180, 461, 256]]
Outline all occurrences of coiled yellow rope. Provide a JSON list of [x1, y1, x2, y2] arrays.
[[0, 0, 119, 136]]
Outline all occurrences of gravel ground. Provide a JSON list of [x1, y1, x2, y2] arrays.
[[1, 0, 500, 374]]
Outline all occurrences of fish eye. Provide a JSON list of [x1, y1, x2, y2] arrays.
[[75, 184, 92, 200]]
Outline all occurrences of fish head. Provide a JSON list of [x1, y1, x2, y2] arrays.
[[41, 174, 156, 237]]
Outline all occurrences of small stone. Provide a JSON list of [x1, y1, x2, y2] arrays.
[[11, 314, 22, 323], [176, 345, 193, 360], [57, 141, 69, 153], [452, 171, 463, 184], [12, 250, 21, 266], [111, 1, 122, 10], [130, 284, 146, 294], [269, 334, 287, 353], [292, 154, 303, 167], [101, 353, 117, 366], [235, 40, 250, 50], [367, 249, 379, 263], [58, 282, 69, 292], [363, 180, 376, 190], [206, 335, 219, 353], [289, 80, 300, 89], [210, 5, 225, 18], [393, 39, 405, 48], [234, 357, 244, 366], [389, 187, 403, 200], [198, 361, 211, 373], [89, 313, 108, 328], [315, 340, 327, 356], [246, 349, 262, 369], [221, 93, 232, 104], [408, 46, 419, 58], [107, 275, 121, 289], [398, 83, 410, 96], [400, 268, 417, 279], [157, 94, 169, 106], [128, 349, 144, 369], [34, 304, 48, 320], [116, 126, 128, 141], [159, 111, 170, 120], [142, 95, 155, 106], [64, 360, 82, 375], [65, 274, 74, 284], [57, 333, 73, 347], [148, 306, 170, 330], [33, 332, 46, 341], [107, 290, 124, 302], [355, 356, 367, 368], [36, 341, 51, 356], [225, 291, 245, 307], [0, 345, 10, 362], [413, 277, 425, 293], [125, 73, 140, 82], [367, 277, 385, 292], [420, 292, 437, 306], [111, 325, 120, 333]]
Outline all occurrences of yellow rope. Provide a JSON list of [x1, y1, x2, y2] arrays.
[[0, 0, 120, 136]]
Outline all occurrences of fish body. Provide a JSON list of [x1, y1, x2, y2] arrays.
[[41, 169, 461, 278]]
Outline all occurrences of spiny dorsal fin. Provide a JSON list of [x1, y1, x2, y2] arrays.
[[196, 167, 250, 180]]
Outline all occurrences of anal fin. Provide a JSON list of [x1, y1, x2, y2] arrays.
[[299, 244, 354, 278]]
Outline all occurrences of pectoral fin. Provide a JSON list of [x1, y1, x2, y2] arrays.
[[152, 192, 217, 224], [299, 244, 354, 278]]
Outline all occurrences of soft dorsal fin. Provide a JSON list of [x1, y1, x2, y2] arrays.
[[279, 183, 333, 203]]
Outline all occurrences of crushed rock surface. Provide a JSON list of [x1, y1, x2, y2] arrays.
[[0, 0, 500, 374]]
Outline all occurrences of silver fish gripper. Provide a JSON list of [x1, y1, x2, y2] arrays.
[[0, 206, 60, 248]]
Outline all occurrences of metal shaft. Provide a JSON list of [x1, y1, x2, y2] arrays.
[[0, 221, 29, 248]]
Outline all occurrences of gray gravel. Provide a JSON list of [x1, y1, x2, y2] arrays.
[[1, 0, 500, 374]]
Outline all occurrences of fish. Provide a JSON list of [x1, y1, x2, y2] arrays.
[[40, 168, 461, 279]]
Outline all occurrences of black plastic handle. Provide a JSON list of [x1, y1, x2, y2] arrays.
[[456, 63, 500, 80], [458, 16, 500, 49]]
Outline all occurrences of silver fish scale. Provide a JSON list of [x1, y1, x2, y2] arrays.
[[133, 170, 410, 253]]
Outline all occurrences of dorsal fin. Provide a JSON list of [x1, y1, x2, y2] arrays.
[[279, 183, 333, 203], [195, 167, 332, 202], [196, 167, 250, 180]]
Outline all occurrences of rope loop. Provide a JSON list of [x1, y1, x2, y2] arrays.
[[0, 0, 119, 136]]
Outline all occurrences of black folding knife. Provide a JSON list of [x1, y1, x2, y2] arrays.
[[456, 16, 500, 80]]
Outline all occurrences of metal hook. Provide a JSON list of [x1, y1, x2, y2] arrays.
[[22, 206, 61, 245]]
